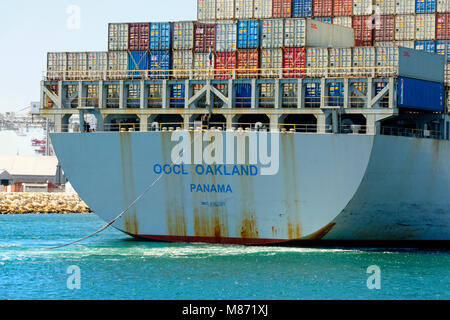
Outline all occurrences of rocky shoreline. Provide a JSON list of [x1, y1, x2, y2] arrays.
[[0, 193, 92, 214]]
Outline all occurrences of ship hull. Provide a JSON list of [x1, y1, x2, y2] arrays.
[[50, 132, 450, 244]]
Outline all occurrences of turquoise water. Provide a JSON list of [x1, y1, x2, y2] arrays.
[[0, 214, 448, 300]]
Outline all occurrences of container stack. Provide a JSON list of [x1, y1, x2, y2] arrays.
[[46, 0, 450, 110]]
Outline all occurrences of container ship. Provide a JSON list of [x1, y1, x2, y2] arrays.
[[40, 0, 450, 245]]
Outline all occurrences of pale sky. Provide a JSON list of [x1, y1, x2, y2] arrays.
[[0, 0, 197, 113]]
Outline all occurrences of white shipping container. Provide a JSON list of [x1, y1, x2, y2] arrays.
[[47, 52, 67, 80], [375, 0, 395, 15], [87, 52, 107, 79], [395, 41, 415, 49], [107, 51, 128, 79], [333, 16, 352, 28], [352, 47, 376, 76], [306, 48, 328, 77], [445, 63, 450, 86], [438, 0, 450, 13], [67, 52, 88, 80], [216, 22, 237, 52], [254, 0, 273, 19], [353, 0, 373, 15], [415, 14, 436, 40], [395, 15, 415, 40], [108, 23, 129, 51], [375, 41, 415, 49], [235, 0, 254, 19], [173, 21, 194, 50], [216, 0, 235, 19], [395, 0, 415, 14], [306, 19, 355, 48], [374, 41, 395, 47], [261, 19, 284, 48], [260, 49, 283, 77], [173, 50, 194, 78], [193, 53, 215, 79], [375, 46, 399, 77], [328, 48, 352, 76], [198, 0, 216, 21], [284, 18, 306, 47]]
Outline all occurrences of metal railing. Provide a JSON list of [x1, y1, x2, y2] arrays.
[[55, 122, 447, 140], [44, 66, 398, 82], [380, 127, 442, 140]]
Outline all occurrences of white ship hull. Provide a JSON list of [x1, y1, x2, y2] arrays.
[[50, 132, 450, 245]]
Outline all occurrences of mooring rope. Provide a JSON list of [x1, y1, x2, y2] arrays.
[[49, 173, 165, 250], [49, 127, 205, 250]]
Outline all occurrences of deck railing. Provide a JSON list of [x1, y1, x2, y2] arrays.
[[44, 66, 398, 81]]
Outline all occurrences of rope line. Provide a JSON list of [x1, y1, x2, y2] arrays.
[[49, 129, 204, 250]]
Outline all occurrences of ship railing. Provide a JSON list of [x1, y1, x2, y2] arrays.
[[43, 66, 398, 82], [381, 127, 442, 140], [55, 124, 445, 140], [58, 122, 369, 134]]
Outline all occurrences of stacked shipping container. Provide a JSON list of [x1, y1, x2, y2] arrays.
[[48, 0, 450, 111]]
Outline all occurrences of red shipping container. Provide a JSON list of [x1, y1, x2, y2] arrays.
[[436, 14, 450, 40], [352, 16, 374, 47], [215, 52, 237, 80], [194, 23, 216, 53], [313, 0, 333, 17], [237, 49, 260, 79], [282, 48, 306, 78], [273, 0, 292, 18], [128, 23, 149, 51], [374, 15, 394, 42], [333, 0, 352, 17]]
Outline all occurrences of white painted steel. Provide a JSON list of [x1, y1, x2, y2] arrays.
[[216, 0, 235, 19], [108, 23, 129, 51], [173, 21, 194, 50], [50, 132, 450, 242], [216, 22, 238, 52], [395, 15, 415, 40], [415, 14, 436, 41], [284, 18, 306, 47]]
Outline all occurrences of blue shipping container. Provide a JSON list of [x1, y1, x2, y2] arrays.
[[414, 40, 436, 53], [128, 51, 149, 78], [305, 83, 321, 108], [149, 51, 171, 78], [237, 20, 260, 49], [313, 17, 332, 24], [329, 82, 344, 107], [150, 23, 172, 50], [170, 84, 185, 108], [436, 40, 450, 62], [415, 0, 436, 13], [398, 77, 444, 112], [293, 0, 313, 18], [236, 84, 252, 108]]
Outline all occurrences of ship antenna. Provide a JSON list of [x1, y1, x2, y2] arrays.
[[49, 130, 200, 250]]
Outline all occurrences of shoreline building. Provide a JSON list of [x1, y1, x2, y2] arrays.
[[0, 155, 66, 192]]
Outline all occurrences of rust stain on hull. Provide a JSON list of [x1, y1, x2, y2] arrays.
[[240, 216, 259, 239], [125, 213, 139, 235], [281, 134, 303, 240], [120, 132, 139, 236], [305, 223, 337, 240], [161, 132, 188, 238], [288, 223, 302, 240]]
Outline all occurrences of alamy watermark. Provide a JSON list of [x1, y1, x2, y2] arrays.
[[169, 131, 280, 176], [67, 265, 81, 290], [366, 265, 381, 290], [66, 5, 81, 30]]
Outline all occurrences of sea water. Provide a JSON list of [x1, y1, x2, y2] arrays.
[[0, 214, 448, 300]]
